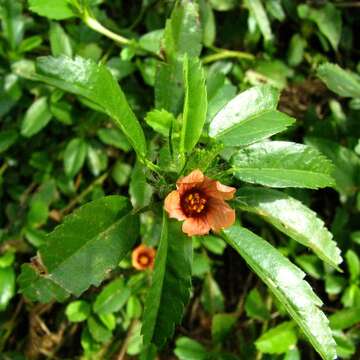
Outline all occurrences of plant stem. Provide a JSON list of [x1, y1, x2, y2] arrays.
[[202, 48, 255, 64], [83, 14, 131, 46]]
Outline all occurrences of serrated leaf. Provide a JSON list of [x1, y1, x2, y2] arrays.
[[317, 63, 360, 98], [222, 225, 337, 360], [21, 97, 52, 137], [18, 196, 139, 300], [305, 137, 360, 196], [34, 56, 147, 158], [142, 215, 192, 348], [209, 85, 294, 147], [163, 0, 202, 61], [231, 141, 335, 189], [28, 0, 77, 20], [180, 56, 207, 154], [235, 187, 342, 269], [64, 138, 88, 178]]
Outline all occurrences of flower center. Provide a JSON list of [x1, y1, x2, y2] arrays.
[[138, 254, 150, 266], [182, 191, 207, 216]]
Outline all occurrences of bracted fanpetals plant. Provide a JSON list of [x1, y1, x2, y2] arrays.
[[16, 1, 344, 359]]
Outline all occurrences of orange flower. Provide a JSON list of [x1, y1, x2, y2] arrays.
[[132, 244, 156, 271], [164, 169, 236, 236]]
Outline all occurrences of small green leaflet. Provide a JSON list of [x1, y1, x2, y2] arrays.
[[64, 138, 88, 178], [231, 141, 335, 189], [142, 215, 192, 348], [222, 225, 337, 360], [180, 56, 207, 154], [28, 0, 77, 20], [317, 63, 360, 98], [209, 85, 294, 147], [18, 196, 139, 300], [235, 187, 342, 269], [34, 56, 147, 159], [247, 0, 273, 43]]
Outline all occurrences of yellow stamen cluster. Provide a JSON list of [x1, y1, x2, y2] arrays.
[[184, 192, 207, 215], [139, 255, 150, 265]]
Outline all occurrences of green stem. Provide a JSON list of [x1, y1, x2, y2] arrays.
[[83, 14, 131, 46], [0, 162, 8, 176], [202, 48, 255, 64]]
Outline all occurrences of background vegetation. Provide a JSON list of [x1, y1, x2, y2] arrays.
[[0, 0, 360, 359]]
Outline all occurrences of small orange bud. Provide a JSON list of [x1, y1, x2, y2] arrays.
[[131, 244, 156, 271]]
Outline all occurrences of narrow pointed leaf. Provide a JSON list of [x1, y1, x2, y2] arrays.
[[209, 85, 294, 146], [142, 215, 192, 348], [231, 141, 335, 189], [180, 56, 207, 154], [18, 196, 139, 300], [222, 225, 337, 360], [235, 187, 342, 269], [34, 56, 147, 158]]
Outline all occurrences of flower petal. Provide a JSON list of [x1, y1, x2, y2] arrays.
[[164, 190, 186, 221], [201, 177, 236, 200], [182, 217, 211, 236], [132, 244, 156, 270], [177, 169, 204, 194], [206, 198, 236, 233]]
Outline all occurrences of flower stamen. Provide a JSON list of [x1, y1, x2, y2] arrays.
[[182, 191, 207, 216]]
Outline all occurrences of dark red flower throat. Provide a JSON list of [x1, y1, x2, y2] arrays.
[[181, 190, 208, 217]]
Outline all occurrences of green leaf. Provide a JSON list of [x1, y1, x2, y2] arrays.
[[235, 187, 342, 269], [199, 0, 216, 47], [129, 162, 153, 209], [0, 267, 15, 311], [212, 313, 237, 343], [93, 277, 131, 315], [305, 137, 360, 196], [222, 225, 337, 360], [201, 273, 224, 314], [97, 128, 131, 152], [329, 307, 360, 330], [163, 0, 202, 61], [87, 316, 112, 343], [18, 196, 139, 300], [345, 250, 360, 282], [231, 141, 335, 189], [65, 300, 91, 322], [317, 63, 360, 98], [49, 22, 73, 57], [64, 138, 88, 178], [298, 3, 341, 51], [287, 34, 306, 67], [244, 288, 270, 321], [142, 215, 192, 348], [21, 97, 52, 137], [35, 56, 147, 158], [180, 56, 207, 154], [247, 0, 273, 43], [0, 130, 18, 153], [209, 85, 294, 147], [145, 109, 175, 137], [28, 0, 77, 20], [174, 337, 208, 360], [255, 322, 297, 354]]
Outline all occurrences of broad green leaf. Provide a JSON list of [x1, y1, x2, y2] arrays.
[[87, 144, 108, 176], [180, 56, 207, 154], [209, 0, 237, 11], [212, 313, 237, 343], [35, 56, 147, 158], [28, 0, 77, 20], [333, 330, 356, 359], [247, 0, 273, 43], [287, 34, 306, 67], [0, 0, 24, 50], [0, 267, 15, 311], [329, 307, 360, 330], [66, 300, 91, 322], [298, 3, 341, 51], [93, 277, 131, 315], [145, 109, 175, 137], [174, 337, 208, 360], [199, 0, 216, 47], [317, 63, 360, 98], [231, 141, 335, 189], [235, 187, 342, 269], [139, 29, 164, 54], [49, 22, 73, 57], [97, 128, 131, 152], [222, 225, 337, 360], [129, 161, 153, 209], [305, 137, 360, 196], [345, 250, 360, 282], [209, 85, 294, 146], [142, 215, 192, 348], [87, 316, 112, 343], [163, 0, 202, 61], [201, 273, 224, 314], [255, 322, 297, 354], [18, 196, 139, 300], [21, 97, 52, 137], [0, 130, 18, 153], [244, 288, 270, 321], [18, 263, 69, 302], [64, 138, 88, 178]]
